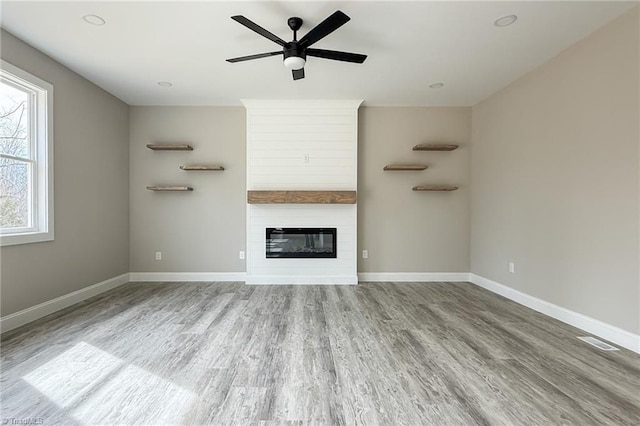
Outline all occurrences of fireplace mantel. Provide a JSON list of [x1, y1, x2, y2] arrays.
[[247, 190, 356, 205]]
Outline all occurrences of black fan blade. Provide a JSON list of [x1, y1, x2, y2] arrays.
[[292, 68, 305, 80], [306, 48, 367, 63], [299, 10, 350, 48], [231, 15, 288, 47], [226, 51, 283, 63]]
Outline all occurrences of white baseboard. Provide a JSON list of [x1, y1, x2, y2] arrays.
[[469, 273, 640, 354], [0, 273, 130, 334], [358, 272, 471, 282], [246, 275, 358, 285], [129, 272, 247, 282], [124, 272, 468, 284]]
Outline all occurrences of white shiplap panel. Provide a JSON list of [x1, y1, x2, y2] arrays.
[[250, 144, 353, 154], [250, 183, 354, 190], [244, 100, 361, 283], [251, 158, 353, 167], [250, 167, 356, 190], [251, 123, 353, 134], [250, 179, 355, 190], [252, 167, 353, 176], [251, 149, 354, 159], [250, 115, 354, 125], [251, 133, 352, 142]]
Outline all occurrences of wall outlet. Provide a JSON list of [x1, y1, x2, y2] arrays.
[[239, 251, 245, 260], [155, 251, 162, 261], [362, 250, 368, 259], [509, 262, 515, 273], [304, 154, 310, 163]]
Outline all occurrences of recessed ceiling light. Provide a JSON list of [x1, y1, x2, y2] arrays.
[[157, 81, 173, 88], [429, 82, 444, 89], [494, 15, 518, 27], [82, 14, 106, 26]]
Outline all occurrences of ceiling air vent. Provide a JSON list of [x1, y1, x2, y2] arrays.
[[577, 336, 620, 351]]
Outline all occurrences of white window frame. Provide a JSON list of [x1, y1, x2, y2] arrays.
[[0, 60, 54, 246]]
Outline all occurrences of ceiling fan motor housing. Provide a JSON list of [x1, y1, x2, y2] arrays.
[[284, 42, 306, 60], [283, 42, 306, 69]]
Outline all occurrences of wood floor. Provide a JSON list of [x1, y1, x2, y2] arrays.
[[1, 281, 639, 425]]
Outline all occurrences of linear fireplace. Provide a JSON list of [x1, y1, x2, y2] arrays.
[[266, 228, 337, 258]]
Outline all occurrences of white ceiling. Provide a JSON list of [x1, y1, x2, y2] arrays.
[[0, 1, 635, 106]]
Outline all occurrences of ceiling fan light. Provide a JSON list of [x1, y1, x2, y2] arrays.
[[283, 56, 306, 70]]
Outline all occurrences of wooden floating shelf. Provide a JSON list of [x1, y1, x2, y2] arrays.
[[383, 164, 428, 171], [146, 143, 193, 151], [412, 144, 459, 151], [412, 185, 458, 192], [180, 165, 224, 171], [146, 186, 193, 192], [248, 190, 356, 204]]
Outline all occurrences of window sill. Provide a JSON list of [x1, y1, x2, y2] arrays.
[[1, 230, 54, 247]]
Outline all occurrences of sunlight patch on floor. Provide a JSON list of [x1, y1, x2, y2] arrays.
[[22, 341, 194, 424]]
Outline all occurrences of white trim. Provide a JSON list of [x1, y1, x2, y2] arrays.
[[0, 273, 129, 333], [469, 273, 640, 354], [129, 272, 247, 282], [0, 60, 54, 247], [358, 272, 471, 282], [246, 275, 358, 285]]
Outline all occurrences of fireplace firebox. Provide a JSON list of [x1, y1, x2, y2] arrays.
[[266, 228, 337, 258]]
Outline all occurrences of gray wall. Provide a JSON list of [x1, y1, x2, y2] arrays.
[[358, 107, 471, 273], [0, 30, 130, 316], [129, 107, 246, 273], [128, 106, 471, 275], [470, 8, 639, 334]]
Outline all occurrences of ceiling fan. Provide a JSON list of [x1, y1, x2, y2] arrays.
[[226, 10, 367, 80]]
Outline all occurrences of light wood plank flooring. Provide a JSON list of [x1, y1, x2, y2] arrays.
[[1, 282, 639, 425]]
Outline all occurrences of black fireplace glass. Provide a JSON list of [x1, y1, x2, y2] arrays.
[[266, 228, 337, 258]]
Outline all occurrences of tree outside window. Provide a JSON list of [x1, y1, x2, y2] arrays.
[[0, 60, 53, 246], [1, 80, 32, 229]]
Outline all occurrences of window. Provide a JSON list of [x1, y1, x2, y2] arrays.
[[0, 60, 53, 246]]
